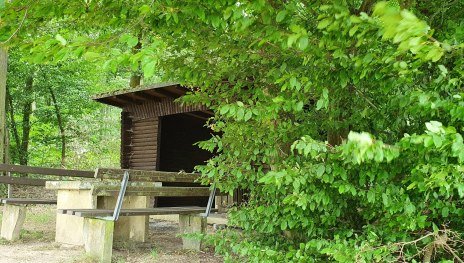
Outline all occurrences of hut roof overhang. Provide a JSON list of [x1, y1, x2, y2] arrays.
[[93, 82, 189, 108]]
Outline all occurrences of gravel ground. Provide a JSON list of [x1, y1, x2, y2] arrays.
[[0, 206, 223, 263]]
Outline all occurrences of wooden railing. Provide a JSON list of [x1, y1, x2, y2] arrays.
[[0, 164, 94, 187]]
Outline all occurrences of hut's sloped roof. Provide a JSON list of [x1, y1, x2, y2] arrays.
[[93, 82, 189, 107]]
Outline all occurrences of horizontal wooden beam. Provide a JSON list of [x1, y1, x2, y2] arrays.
[[95, 168, 200, 183], [0, 176, 47, 186], [0, 164, 94, 178], [96, 97, 125, 107], [184, 112, 209, 121], [137, 91, 162, 101], [1, 198, 56, 205], [144, 88, 181, 99], [58, 206, 215, 217], [92, 186, 219, 197]]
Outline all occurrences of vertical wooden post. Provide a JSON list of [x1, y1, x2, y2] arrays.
[[7, 171, 12, 198]]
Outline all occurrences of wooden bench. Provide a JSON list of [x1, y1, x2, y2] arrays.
[[60, 168, 220, 263], [0, 164, 94, 241]]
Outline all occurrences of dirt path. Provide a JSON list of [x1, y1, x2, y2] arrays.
[[0, 242, 83, 263], [0, 206, 223, 263]]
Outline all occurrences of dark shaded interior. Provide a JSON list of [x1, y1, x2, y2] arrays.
[[157, 112, 213, 207]]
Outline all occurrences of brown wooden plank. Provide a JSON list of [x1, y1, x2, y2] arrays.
[[130, 146, 157, 151], [64, 206, 208, 216], [1, 198, 56, 205], [93, 186, 212, 197], [130, 142, 157, 148], [132, 127, 157, 132], [0, 164, 94, 178], [126, 93, 149, 103], [132, 121, 158, 128], [128, 155, 156, 161], [136, 91, 162, 101], [131, 137, 156, 143], [130, 166, 157, 170], [0, 176, 47, 186], [115, 95, 144, 105], [96, 97, 126, 107], [64, 206, 215, 217], [129, 161, 156, 167], [131, 150, 156, 154], [95, 168, 200, 183], [133, 124, 157, 130]]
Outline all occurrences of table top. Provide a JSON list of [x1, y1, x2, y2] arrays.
[[45, 180, 162, 190]]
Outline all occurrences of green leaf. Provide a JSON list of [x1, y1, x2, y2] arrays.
[[316, 165, 325, 177], [244, 111, 252, 121], [276, 10, 287, 22], [317, 18, 331, 29], [349, 25, 359, 37], [127, 36, 139, 48], [139, 5, 151, 14], [367, 191, 375, 203], [142, 60, 157, 78], [442, 207, 449, 217], [438, 64, 448, 75], [55, 34, 67, 45], [298, 36, 309, 50]]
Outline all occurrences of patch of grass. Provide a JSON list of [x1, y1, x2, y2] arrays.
[[71, 253, 99, 263], [20, 229, 46, 241], [0, 238, 12, 245], [150, 247, 158, 259], [27, 212, 52, 224]]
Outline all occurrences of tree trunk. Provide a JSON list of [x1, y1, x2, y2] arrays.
[[129, 74, 141, 88], [130, 34, 143, 88], [19, 75, 33, 166], [48, 87, 66, 167], [6, 88, 20, 152], [0, 48, 7, 167]]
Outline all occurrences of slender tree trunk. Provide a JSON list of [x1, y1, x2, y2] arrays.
[[48, 87, 66, 167], [19, 75, 33, 166], [0, 48, 7, 173], [130, 75, 141, 88], [130, 34, 143, 88], [6, 88, 20, 151]]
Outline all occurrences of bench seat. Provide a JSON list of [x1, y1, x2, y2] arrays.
[[59, 206, 215, 217], [1, 198, 57, 205]]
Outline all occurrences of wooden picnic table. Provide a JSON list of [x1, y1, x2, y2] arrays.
[[45, 180, 159, 245]]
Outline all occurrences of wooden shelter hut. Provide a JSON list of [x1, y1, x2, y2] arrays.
[[93, 82, 214, 207]]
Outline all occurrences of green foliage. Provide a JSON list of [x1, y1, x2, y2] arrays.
[[2, 0, 464, 262], [6, 50, 122, 170]]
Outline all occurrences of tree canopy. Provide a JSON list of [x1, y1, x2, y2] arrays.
[[1, 0, 464, 262]]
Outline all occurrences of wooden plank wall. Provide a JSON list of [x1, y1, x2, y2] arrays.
[[122, 98, 206, 171], [128, 117, 158, 170]]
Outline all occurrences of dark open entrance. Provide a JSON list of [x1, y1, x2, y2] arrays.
[[157, 112, 213, 207]]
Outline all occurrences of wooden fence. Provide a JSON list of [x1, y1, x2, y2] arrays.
[[0, 164, 94, 187]]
